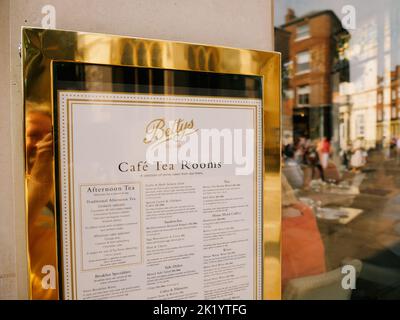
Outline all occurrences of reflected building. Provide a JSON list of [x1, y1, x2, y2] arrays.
[[337, 9, 400, 151], [337, 16, 380, 151], [277, 9, 349, 154], [389, 66, 400, 138], [376, 75, 385, 146]]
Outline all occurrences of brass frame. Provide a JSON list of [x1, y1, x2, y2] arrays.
[[22, 27, 281, 300]]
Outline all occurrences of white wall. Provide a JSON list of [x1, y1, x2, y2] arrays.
[[0, 0, 274, 299], [0, 0, 19, 300]]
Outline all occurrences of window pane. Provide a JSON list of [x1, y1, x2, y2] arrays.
[[297, 51, 310, 64], [296, 51, 311, 73], [392, 106, 397, 119], [297, 24, 310, 39], [298, 85, 310, 95]]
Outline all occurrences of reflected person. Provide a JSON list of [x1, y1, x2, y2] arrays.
[[26, 105, 58, 299]]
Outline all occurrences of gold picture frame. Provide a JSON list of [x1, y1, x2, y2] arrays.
[[22, 27, 281, 300]]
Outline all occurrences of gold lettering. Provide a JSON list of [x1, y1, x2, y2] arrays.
[[143, 118, 165, 144], [143, 118, 196, 144]]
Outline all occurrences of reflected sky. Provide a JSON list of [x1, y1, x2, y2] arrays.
[[275, 0, 400, 96]]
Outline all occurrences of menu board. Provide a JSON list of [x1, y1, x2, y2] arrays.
[[57, 91, 262, 300]]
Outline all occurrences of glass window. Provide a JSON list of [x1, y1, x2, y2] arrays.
[[378, 93, 383, 104], [392, 106, 397, 119], [296, 51, 311, 73], [296, 24, 310, 40], [355, 114, 365, 136], [276, 1, 400, 300], [378, 109, 383, 121], [297, 85, 310, 105]]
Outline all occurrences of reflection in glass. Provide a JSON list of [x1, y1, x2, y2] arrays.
[[26, 103, 58, 299], [276, 0, 400, 299]]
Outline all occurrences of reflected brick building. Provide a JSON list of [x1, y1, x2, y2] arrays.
[[390, 66, 400, 138], [376, 76, 385, 144], [377, 65, 400, 143], [276, 9, 349, 144]]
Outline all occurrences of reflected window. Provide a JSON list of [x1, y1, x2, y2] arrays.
[[198, 48, 206, 70], [296, 24, 310, 41], [208, 52, 216, 70], [392, 106, 397, 119], [297, 85, 310, 105], [296, 51, 311, 74], [378, 109, 383, 121], [188, 47, 196, 69], [137, 42, 146, 66], [151, 43, 161, 66], [378, 93, 383, 104], [355, 114, 365, 136]]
